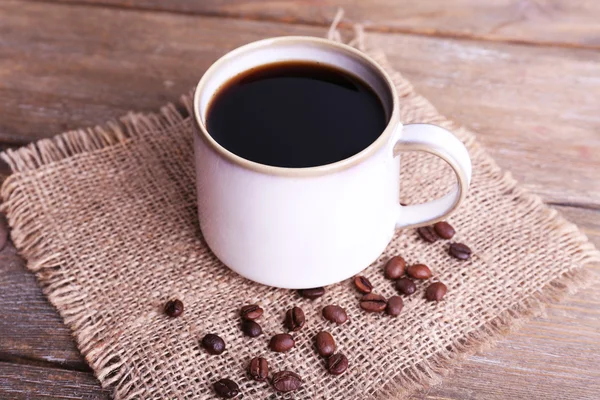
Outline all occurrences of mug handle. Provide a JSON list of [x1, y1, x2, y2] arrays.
[[393, 123, 472, 229]]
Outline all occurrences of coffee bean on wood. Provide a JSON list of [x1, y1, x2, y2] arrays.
[[322, 305, 348, 324], [353, 275, 373, 294], [202, 334, 226, 355], [434, 221, 455, 239], [164, 299, 184, 318], [395, 278, 416, 295], [417, 226, 438, 243], [426, 282, 448, 301], [315, 331, 336, 357], [269, 333, 295, 352], [240, 304, 263, 320], [384, 256, 406, 280], [248, 357, 269, 382], [298, 287, 325, 299], [386, 295, 404, 316], [241, 320, 262, 337], [449, 243, 472, 260], [272, 371, 303, 393], [327, 353, 349, 375], [214, 378, 240, 398], [284, 307, 305, 331], [406, 264, 432, 280], [359, 293, 387, 312]]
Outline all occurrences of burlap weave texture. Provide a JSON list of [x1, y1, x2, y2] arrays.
[[1, 43, 599, 399]]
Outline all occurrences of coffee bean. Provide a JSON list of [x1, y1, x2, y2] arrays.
[[201, 334, 226, 355], [164, 299, 184, 318], [322, 305, 348, 325], [426, 282, 448, 301], [272, 370, 303, 393], [248, 357, 269, 382], [241, 320, 262, 337], [359, 293, 387, 312], [327, 353, 349, 375], [384, 256, 406, 280], [240, 304, 263, 320], [298, 287, 325, 299], [417, 226, 438, 243], [386, 295, 404, 316], [0, 215, 8, 252], [315, 331, 336, 357], [214, 378, 240, 398], [449, 242, 472, 260], [284, 307, 305, 331], [395, 277, 416, 295], [434, 221, 455, 239], [353, 276, 373, 294], [406, 264, 432, 280], [269, 333, 295, 352]]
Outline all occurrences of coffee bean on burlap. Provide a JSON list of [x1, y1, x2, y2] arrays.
[[241, 320, 262, 338], [298, 287, 325, 299], [201, 334, 226, 355], [213, 379, 240, 398], [406, 264, 432, 280], [417, 226, 438, 243], [240, 304, 263, 320], [284, 307, 305, 331], [386, 295, 404, 317], [248, 357, 269, 382], [315, 331, 336, 357], [327, 353, 349, 375], [449, 243, 472, 260], [426, 282, 448, 301], [353, 276, 373, 294], [359, 293, 387, 312], [163, 299, 183, 318], [434, 221, 455, 239], [272, 371, 303, 393], [269, 333, 295, 352], [0, 215, 8, 251], [384, 256, 406, 280], [395, 278, 416, 295], [322, 305, 348, 324]]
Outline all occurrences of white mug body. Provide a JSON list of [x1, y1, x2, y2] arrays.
[[193, 37, 472, 289]]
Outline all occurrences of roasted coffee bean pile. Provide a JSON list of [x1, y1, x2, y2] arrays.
[[160, 221, 469, 398], [350, 221, 470, 318]]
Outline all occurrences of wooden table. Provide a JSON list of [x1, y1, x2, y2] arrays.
[[1, 1, 599, 398]]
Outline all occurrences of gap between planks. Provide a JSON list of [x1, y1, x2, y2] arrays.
[[24, 0, 600, 51]]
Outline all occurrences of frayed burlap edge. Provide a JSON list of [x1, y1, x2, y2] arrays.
[[2, 21, 600, 400]]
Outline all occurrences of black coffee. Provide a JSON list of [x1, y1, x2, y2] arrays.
[[206, 61, 387, 168]]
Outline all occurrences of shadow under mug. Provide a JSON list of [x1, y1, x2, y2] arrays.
[[192, 36, 472, 289]]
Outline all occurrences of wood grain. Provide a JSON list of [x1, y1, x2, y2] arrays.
[[367, 32, 600, 206], [0, 362, 110, 399], [0, 244, 86, 369], [47, 0, 600, 49], [2, 1, 600, 206]]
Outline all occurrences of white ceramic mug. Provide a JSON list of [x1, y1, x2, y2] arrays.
[[192, 36, 472, 289]]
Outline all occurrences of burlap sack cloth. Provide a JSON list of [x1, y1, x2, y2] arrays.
[[2, 30, 599, 399]]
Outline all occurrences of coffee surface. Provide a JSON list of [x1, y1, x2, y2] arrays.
[[206, 61, 386, 168]]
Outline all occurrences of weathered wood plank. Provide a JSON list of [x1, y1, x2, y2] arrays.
[[0, 243, 86, 369], [47, 0, 600, 49], [366, 32, 600, 206], [0, 362, 110, 399], [2, 1, 600, 206]]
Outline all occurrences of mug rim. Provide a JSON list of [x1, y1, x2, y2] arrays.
[[192, 36, 400, 177]]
